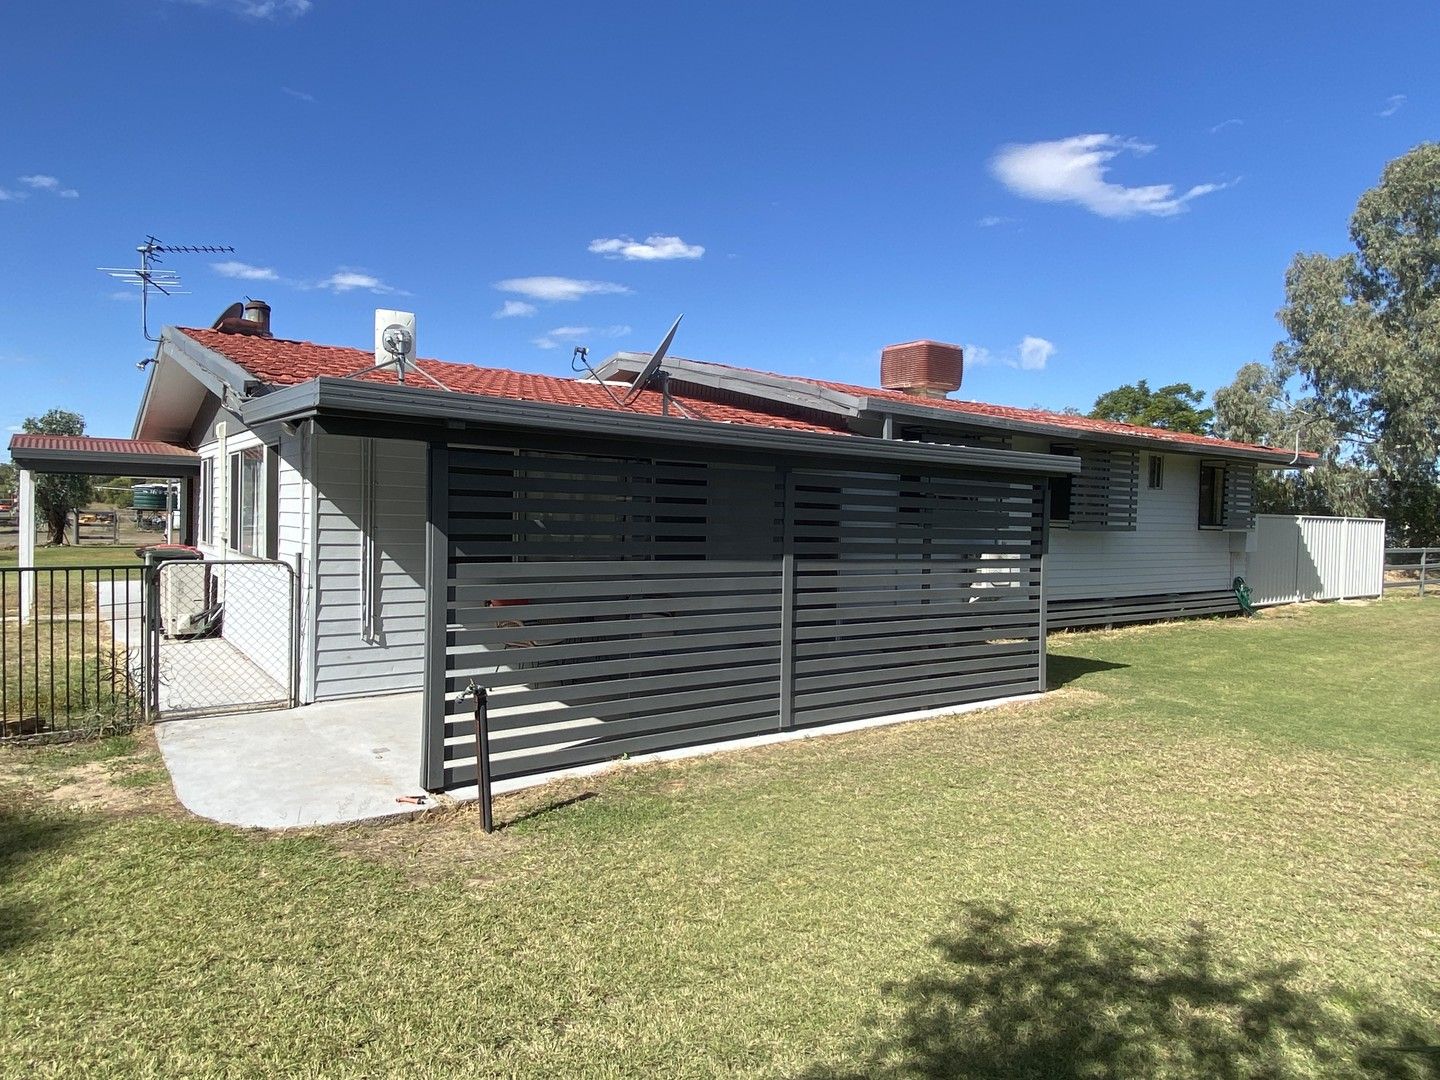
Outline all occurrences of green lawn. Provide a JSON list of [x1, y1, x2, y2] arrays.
[[2, 599, 1437, 1077], [0, 543, 145, 568]]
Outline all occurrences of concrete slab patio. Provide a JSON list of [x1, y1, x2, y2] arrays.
[[155, 688, 1042, 830], [156, 693, 426, 829]]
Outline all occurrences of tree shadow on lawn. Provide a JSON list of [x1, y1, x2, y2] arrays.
[[1046, 653, 1129, 690], [0, 805, 98, 953], [801, 903, 1437, 1080]]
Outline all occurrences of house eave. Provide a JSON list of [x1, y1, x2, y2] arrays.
[[241, 378, 1082, 478]]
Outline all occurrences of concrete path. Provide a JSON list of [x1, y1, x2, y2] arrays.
[[155, 693, 427, 829]]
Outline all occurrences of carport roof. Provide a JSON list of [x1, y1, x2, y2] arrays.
[[8, 434, 199, 477]]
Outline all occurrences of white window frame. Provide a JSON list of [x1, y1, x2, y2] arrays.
[[228, 445, 269, 557]]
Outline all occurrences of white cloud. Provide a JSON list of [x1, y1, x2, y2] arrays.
[[1017, 336, 1055, 371], [12, 174, 78, 198], [963, 337, 1054, 371], [281, 86, 316, 103], [1379, 94, 1406, 118], [976, 215, 1015, 228], [319, 270, 402, 294], [533, 324, 631, 350], [493, 300, 538, 319], [168, 0, 313, 18], [212, 260, 279, 281], [0, 189, 24, 202], [989, 134, 1227, 219], [588, 234, 704, 261], [1208, 118, 1244, 134], [496, 276, 631, 302]]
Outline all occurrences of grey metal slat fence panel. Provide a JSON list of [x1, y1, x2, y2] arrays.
[[788, 467, 1044, 727], [441, 446, 785, 787], [437, 444, 1049, 789]]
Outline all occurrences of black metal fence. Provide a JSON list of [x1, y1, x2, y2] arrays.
[[1, 564, 148, 742], [1384, 548, 1436, 596]]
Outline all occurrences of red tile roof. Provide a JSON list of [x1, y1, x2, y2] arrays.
[[8, 435, 197, 457], [685, 359, 1316, 462], [179, 328, 848, 435]]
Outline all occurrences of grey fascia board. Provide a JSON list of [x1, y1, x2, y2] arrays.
[[242, 377, 1082, 478], [10, 449, 200, 477], [161, 328, 263, 400], [132, 327, 259, 441], [596, 354, 868, 417], [130, 343, 164, 440], [860, 396, 1308, 468]]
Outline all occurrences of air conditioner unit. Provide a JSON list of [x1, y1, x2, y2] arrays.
[[160, 562, 210, 638]]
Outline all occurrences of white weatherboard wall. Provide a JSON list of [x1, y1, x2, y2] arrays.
[[1026, 448, 1243, 600], [1249, 515, 1385, 605], [312, 435, 426, 700]]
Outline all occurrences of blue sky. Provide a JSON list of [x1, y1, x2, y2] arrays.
[[3, 1, 1436, 442]]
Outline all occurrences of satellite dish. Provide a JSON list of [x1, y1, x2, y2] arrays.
[[621, 314, 684, 405], [374, 309, 417, 372], [211, 302, 244, 329]]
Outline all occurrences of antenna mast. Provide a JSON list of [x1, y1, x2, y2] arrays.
[[100, 236, 235, 343]]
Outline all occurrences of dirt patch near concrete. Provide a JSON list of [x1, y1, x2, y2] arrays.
[[0, 726, 182, 818], [44, 759, 174, 815]]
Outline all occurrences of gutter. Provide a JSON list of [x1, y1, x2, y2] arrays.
[[857, 396, 1317, 468], [241, 377, 1082, 478], [599, 354, 1312, 468], [8, 449, 200, 477]]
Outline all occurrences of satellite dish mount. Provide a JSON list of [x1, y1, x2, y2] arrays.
[[622, 315, 688, 417], [339, 310, 453, 392]]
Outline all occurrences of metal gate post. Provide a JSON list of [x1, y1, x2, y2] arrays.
[[142, 563, 158, 722], [420, 441, 450, 791], [1035, 477, 1052, 693], [779, 467, 795, 731]]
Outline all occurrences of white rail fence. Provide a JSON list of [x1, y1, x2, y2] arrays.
[[1249, 515, 1386, 607]]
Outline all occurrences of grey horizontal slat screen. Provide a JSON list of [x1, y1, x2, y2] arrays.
[[1067, 446, 1139, 531], [436, 443, 1047, 789], [1223, 462, 1257, 530], [1048, 590, 1239, 629], [788, 467, 1044, 728]]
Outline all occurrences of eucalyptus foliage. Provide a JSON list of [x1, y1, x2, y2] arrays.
[[1215, 143, 1440, 543], [21, 408, 95, 545]]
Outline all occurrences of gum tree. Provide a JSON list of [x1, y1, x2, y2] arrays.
[[1216, 143, 1440, 543], [21, 409, 95, 545]]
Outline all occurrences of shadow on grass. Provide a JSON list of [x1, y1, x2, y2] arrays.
[[1046, 653, 1129, 690], [0, 805, 98, 953], [802, 904, 1437, 1079]]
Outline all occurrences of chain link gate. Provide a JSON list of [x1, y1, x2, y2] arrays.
[[146, 560, 298, 719]]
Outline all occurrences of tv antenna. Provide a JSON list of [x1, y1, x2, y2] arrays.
[[100, 236, 235, 342]]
